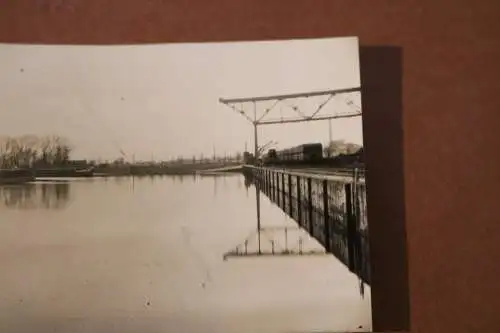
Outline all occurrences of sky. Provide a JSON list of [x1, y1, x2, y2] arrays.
[[0, 37, 363, 161]]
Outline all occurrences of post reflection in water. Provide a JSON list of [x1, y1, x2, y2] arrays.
[[0, 182, 71, 210], [244, 175, 251, 199], [224, 171, 333, 260], [255, 181, 262, 254], [214, 175, 218, 196]]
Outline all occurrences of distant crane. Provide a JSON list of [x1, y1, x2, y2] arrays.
[[117, 148, 135, 164], [257, 140, 278, 156]]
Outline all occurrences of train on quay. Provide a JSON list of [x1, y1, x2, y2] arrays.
[[243, 143, 364, 168]]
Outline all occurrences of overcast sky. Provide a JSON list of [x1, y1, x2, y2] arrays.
[[0, 37, 363, 161]]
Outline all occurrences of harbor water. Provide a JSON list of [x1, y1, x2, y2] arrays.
[[0, 174, 371, 333]]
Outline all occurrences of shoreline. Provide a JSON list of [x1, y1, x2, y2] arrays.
[[0, 162, 244, 184]]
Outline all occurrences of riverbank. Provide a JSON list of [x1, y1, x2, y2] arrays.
[[94, 162, 243, 177], [35, 167, 94, 178], [0, 167, 92, 184], [0, 162, 243, 184]]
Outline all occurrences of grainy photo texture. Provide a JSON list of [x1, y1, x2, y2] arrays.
[[0, 37, 374, 333]]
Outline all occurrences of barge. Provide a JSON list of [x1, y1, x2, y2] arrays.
[[34, 167, 95, 178], [0, 168, 35, 185]]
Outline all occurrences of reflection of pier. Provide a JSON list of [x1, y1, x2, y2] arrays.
[[224, 175, 330, 260], [219, 87, 367, 273], [223, 226, 327, 259], [0, 182, 71, 210], [225, 164, 369, 296]]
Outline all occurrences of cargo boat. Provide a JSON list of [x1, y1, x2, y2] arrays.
[[34, 167, 95, 178], [0, 168, 35, 185]]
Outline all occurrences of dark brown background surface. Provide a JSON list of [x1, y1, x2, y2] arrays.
[[1, 1, 499, 332]]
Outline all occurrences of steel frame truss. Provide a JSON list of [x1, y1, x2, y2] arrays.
[[219, 86, 361, 126], [219, 87, 362, 158]]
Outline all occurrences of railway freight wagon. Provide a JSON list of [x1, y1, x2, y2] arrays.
[[273, 143, 323, 164], [262, 143, 364, 168]]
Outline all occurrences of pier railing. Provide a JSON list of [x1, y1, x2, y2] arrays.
[[243, 165, 370, 285]]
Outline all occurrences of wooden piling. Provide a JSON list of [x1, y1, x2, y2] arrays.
[[281, 172, 285, 210], [345, 182, 357, 273], [307, 177, 313, 234], [297, 175, 302, 227], [322, 179, 331, 253], [288, 173, 293, 217]]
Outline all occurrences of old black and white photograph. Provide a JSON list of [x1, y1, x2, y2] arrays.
[[0, 37, 371, 332]]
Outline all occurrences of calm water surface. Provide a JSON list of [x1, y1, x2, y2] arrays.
[[0, 175, 371, 333]]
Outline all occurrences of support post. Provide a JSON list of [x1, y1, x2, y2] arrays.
[[297, 175, 302, 227], [253, 101, 258, 164], [253, 100, 261, 255], [264, 169, 267, 194], [268, 170, 271, 195], [268, 170, 272, 195], [274, 171, 277, 201], [278, 172, 281, 207], [275, 173, 278, 202], [269, 170, 272, 199], [274, 172, 278, 205], [322, 179, 331, 252], [307, 178, 313, 234], [288, 174, 293, 217], [255, 184, 261, 254], [266, 170, 269, 195], [345, 182, 356, 272], [281, 172, 286, 210]]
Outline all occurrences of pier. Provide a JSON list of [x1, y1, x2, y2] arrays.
[[232, 165, 370, 287]]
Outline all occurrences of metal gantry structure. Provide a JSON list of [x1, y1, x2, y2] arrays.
[[219, 86, 362, 160], [219, 86, 363, 259]]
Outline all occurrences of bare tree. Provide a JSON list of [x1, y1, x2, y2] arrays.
[[0, 135, 72, 169], [325, 140, 362, 157]]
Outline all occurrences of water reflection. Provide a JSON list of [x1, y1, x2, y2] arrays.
[[0, 182, 71, 210], [244, 175, 252, 189], [208, 174, 234, 196], [0, 173, 372, 332], [240, 169, 370, 297], [225, 175, 328, 260]]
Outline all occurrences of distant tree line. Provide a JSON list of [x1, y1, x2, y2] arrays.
[[324, 140, 362, 157], [0, 135, 72, 169], [0, 133, 244, 169]]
